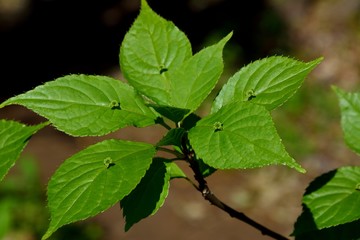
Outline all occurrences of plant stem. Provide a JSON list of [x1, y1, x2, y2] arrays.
[[201, 187, 289, 240], [181, 135, 289, 240], [156, 146, 184, 158], [156, 117, 172, 130]]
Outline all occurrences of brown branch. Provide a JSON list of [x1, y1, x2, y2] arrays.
[[181, 134, 290, 240], [201, 187, 289, 240]]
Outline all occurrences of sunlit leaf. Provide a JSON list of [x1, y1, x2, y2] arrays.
[[333, 86, 360, 155], [169, 33, 232, 111], [164, 161, 187, 179], [120, 0, 192, 105], [43, 140, 155, 239], [1, 75, 157, 136], [212, 56, 323, 112], [0, 120, 47, 181], [300, 166, 360, 229], [189, 101, 304, 172]]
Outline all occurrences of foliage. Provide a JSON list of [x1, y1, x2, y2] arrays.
[[0, 0, 358, 239], [0, 157, 103, 240], [292, 87, 360, 240]]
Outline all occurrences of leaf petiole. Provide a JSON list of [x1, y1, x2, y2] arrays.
[[155, 117, 172, 130], [156, 146, 185, 159]]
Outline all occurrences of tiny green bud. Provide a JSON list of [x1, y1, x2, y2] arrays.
[[104, 157, 115, 169], [213, 121, 223, 132], [159, 65, 168, 74], [109, 100, 121, 110], [246, 89, 256, 101]]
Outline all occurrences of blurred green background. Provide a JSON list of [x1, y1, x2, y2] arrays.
[[0, 157, 103, 240], [0, 0, 359, 239]]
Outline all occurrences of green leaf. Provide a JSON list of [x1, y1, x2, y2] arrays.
[[149, 104, 190, 123], [293, 208, 360, 240], [188, 101, 305, 172], [197, 158, 217, 178], [156, 128, 185, 148], [164, 160, 187, 179], [43, 139, 155, 239], [120, 0, 192, 105], [169, 33, 232, 111], [181, 113, 201, 130], [333, 86, 360, 155], [121, 160, 170, 231], [0, 120, 47, 181], [293, 166, 360, 236], [212, 56, 323, 113], [120, 0, 231, 110], [1, 74, 157, 136], [120, 159, 187, 231]]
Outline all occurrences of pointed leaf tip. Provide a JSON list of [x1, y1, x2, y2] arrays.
[[189, 101, 305, 172], [141, 0, 148, 7], [222, 31, 233, 44], [212, 56, 323, 113], [0, 120, 48, 182], [120, 0, 192, 105], [169, 32, 231, 111]]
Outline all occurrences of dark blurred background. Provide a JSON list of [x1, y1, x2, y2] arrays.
[[1, 0, 360, 239], [0, 0, 289, 99]]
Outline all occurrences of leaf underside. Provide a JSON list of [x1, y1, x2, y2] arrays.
[[121, 160, 170, 231]]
